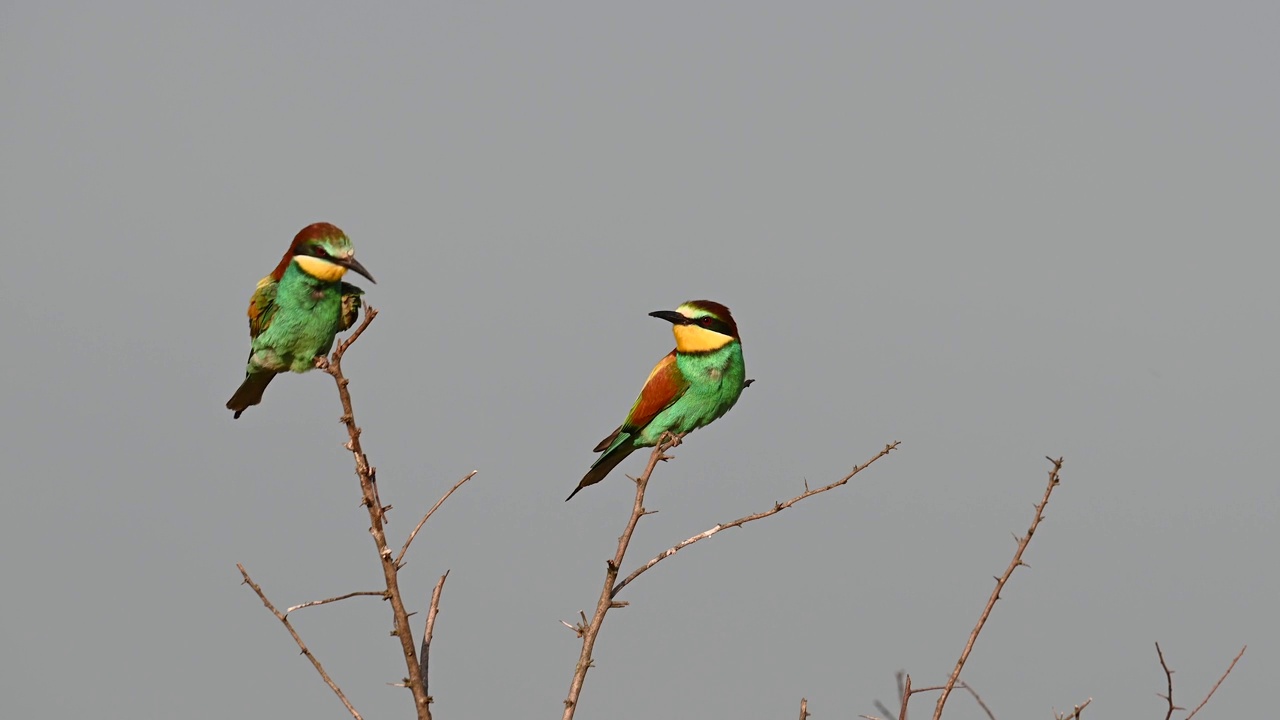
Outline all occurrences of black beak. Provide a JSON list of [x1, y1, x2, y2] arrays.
[[336, 256, 376, 283], [648, 310, 687, 324]]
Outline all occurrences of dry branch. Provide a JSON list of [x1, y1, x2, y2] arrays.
[[1156, 642, 1246, 720], [321, 306, 433, 720], [1053, 697, 1091, 719], [419, 571, 450, 700], [287, 590, 387, 614], [930, 456, 1065, 720], [236, 563, 363, 720], [799, 697, 810, 720], [397, 471, 479, 566], [562, 439, 897, 719], [611, 441, 900, 598], [561, 434, 682, 720], [958, 681, 996, 720], [1185, 645, 1246, 719], [1156, 642, 1181, 720]]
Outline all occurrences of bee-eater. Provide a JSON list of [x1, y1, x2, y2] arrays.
[[566, 300, 748, 501], [226, 222, 375, 419]]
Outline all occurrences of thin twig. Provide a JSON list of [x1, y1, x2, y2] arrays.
[[1184, 645, 1246, 720], [1156, 642, 1180, 720], [611, 441, 900, 598], [396, 471, 479, 566], [324, 307, 432, 720], [419, 571, 450, 700], [1053, 697, 1092, 720], [932, 457, 1065, 720], [958, 681, 997, 720], [898, 674, 911, 720], [799, 697, 809, 720], [237, 564, 363, 720], [561, 434, 682, 720], [286, 590, 387, 614]]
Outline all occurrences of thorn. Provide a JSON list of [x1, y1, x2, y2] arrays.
[[609, 601, 629, 609]]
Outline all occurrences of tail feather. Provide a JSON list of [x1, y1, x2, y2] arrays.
[[226, 371, 276, 419], [566, 443, 637, 501]]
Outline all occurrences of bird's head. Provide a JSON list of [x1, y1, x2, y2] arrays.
[[649, 300, 740, 353], [273, 222, 376, 284]]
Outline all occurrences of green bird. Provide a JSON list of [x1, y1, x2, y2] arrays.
[[567, 300, 748, 501], [226, 222, 375, 419]]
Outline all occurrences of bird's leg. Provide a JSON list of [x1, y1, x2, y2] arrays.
[[313, 355, 330, 370]]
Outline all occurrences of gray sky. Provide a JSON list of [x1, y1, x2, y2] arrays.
[[3, 2, 1276, 718]]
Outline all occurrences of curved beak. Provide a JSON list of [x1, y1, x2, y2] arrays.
[[648, 310, 687, 325], [336, 255, 376, 283]]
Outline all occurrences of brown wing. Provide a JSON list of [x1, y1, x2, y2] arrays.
[[246, 276, 277, 339], [619, 350, 688, 435]]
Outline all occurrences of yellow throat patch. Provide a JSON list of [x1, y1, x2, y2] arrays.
[[672, 324, 734, 353], [293, 255, 349, 282]]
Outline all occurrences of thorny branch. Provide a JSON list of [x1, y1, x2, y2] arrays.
[[562, 439, 897, 719], [1157, 642, 1181, 720], [610, 442, 900, 598], [931, 457, 1064, 720], [321, 306, 433, 720], [1186, 645, 1246, 719], [239, 307, 473, 720], [1156, 642, 1246, 720], [561, 434, 682, 720], [236, 563, 363, 720]]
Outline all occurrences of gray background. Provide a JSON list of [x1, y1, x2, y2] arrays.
[[2, 2, 1275, 718]]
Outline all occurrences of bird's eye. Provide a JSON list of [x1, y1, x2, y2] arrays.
[[698, 316, 713, 327], [310, 246, 330, 258]]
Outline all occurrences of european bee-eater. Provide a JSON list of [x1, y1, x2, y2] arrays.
[[566, 300, 748, 501], [226, 222, 375, 419]]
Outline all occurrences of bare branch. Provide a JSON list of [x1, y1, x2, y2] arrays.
[[322, 306, 432, 720], [898, 674, 911, 720], [396, 471, 479, 566], [799, 697, 809, 720], [1156, 642, 1181, 720], [1183, 645, 1246, 720], [958, 681, 997, 720], [562, 434, 683, 720], [237, 563, 363, 720], [611, 441, 901, 598], [931, 456, 1065, 720], [286, 590, 387, 614], [1053, 697, 1092, 720], [419, 571, 450, 701]]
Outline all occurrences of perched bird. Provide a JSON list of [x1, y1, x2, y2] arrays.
[[226, 222, 375, 418], [567, 300, 748, 501]]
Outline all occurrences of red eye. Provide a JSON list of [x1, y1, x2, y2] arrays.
[[699, 317, 713, 327]]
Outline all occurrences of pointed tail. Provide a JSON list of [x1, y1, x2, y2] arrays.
[[226, 371, 276, 419], [566, 443, 637, 501]]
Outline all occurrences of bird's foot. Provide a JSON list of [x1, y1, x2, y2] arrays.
[[313, 355, 331, 370]]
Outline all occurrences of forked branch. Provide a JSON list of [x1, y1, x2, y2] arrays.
[[561, 434, 682, 720], [563, 439, 898, 719], [611, 442, 899, 598], [321, 306, 432, 720], [1156, 642, 1247, 720], [236, 563, 363, 720]]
